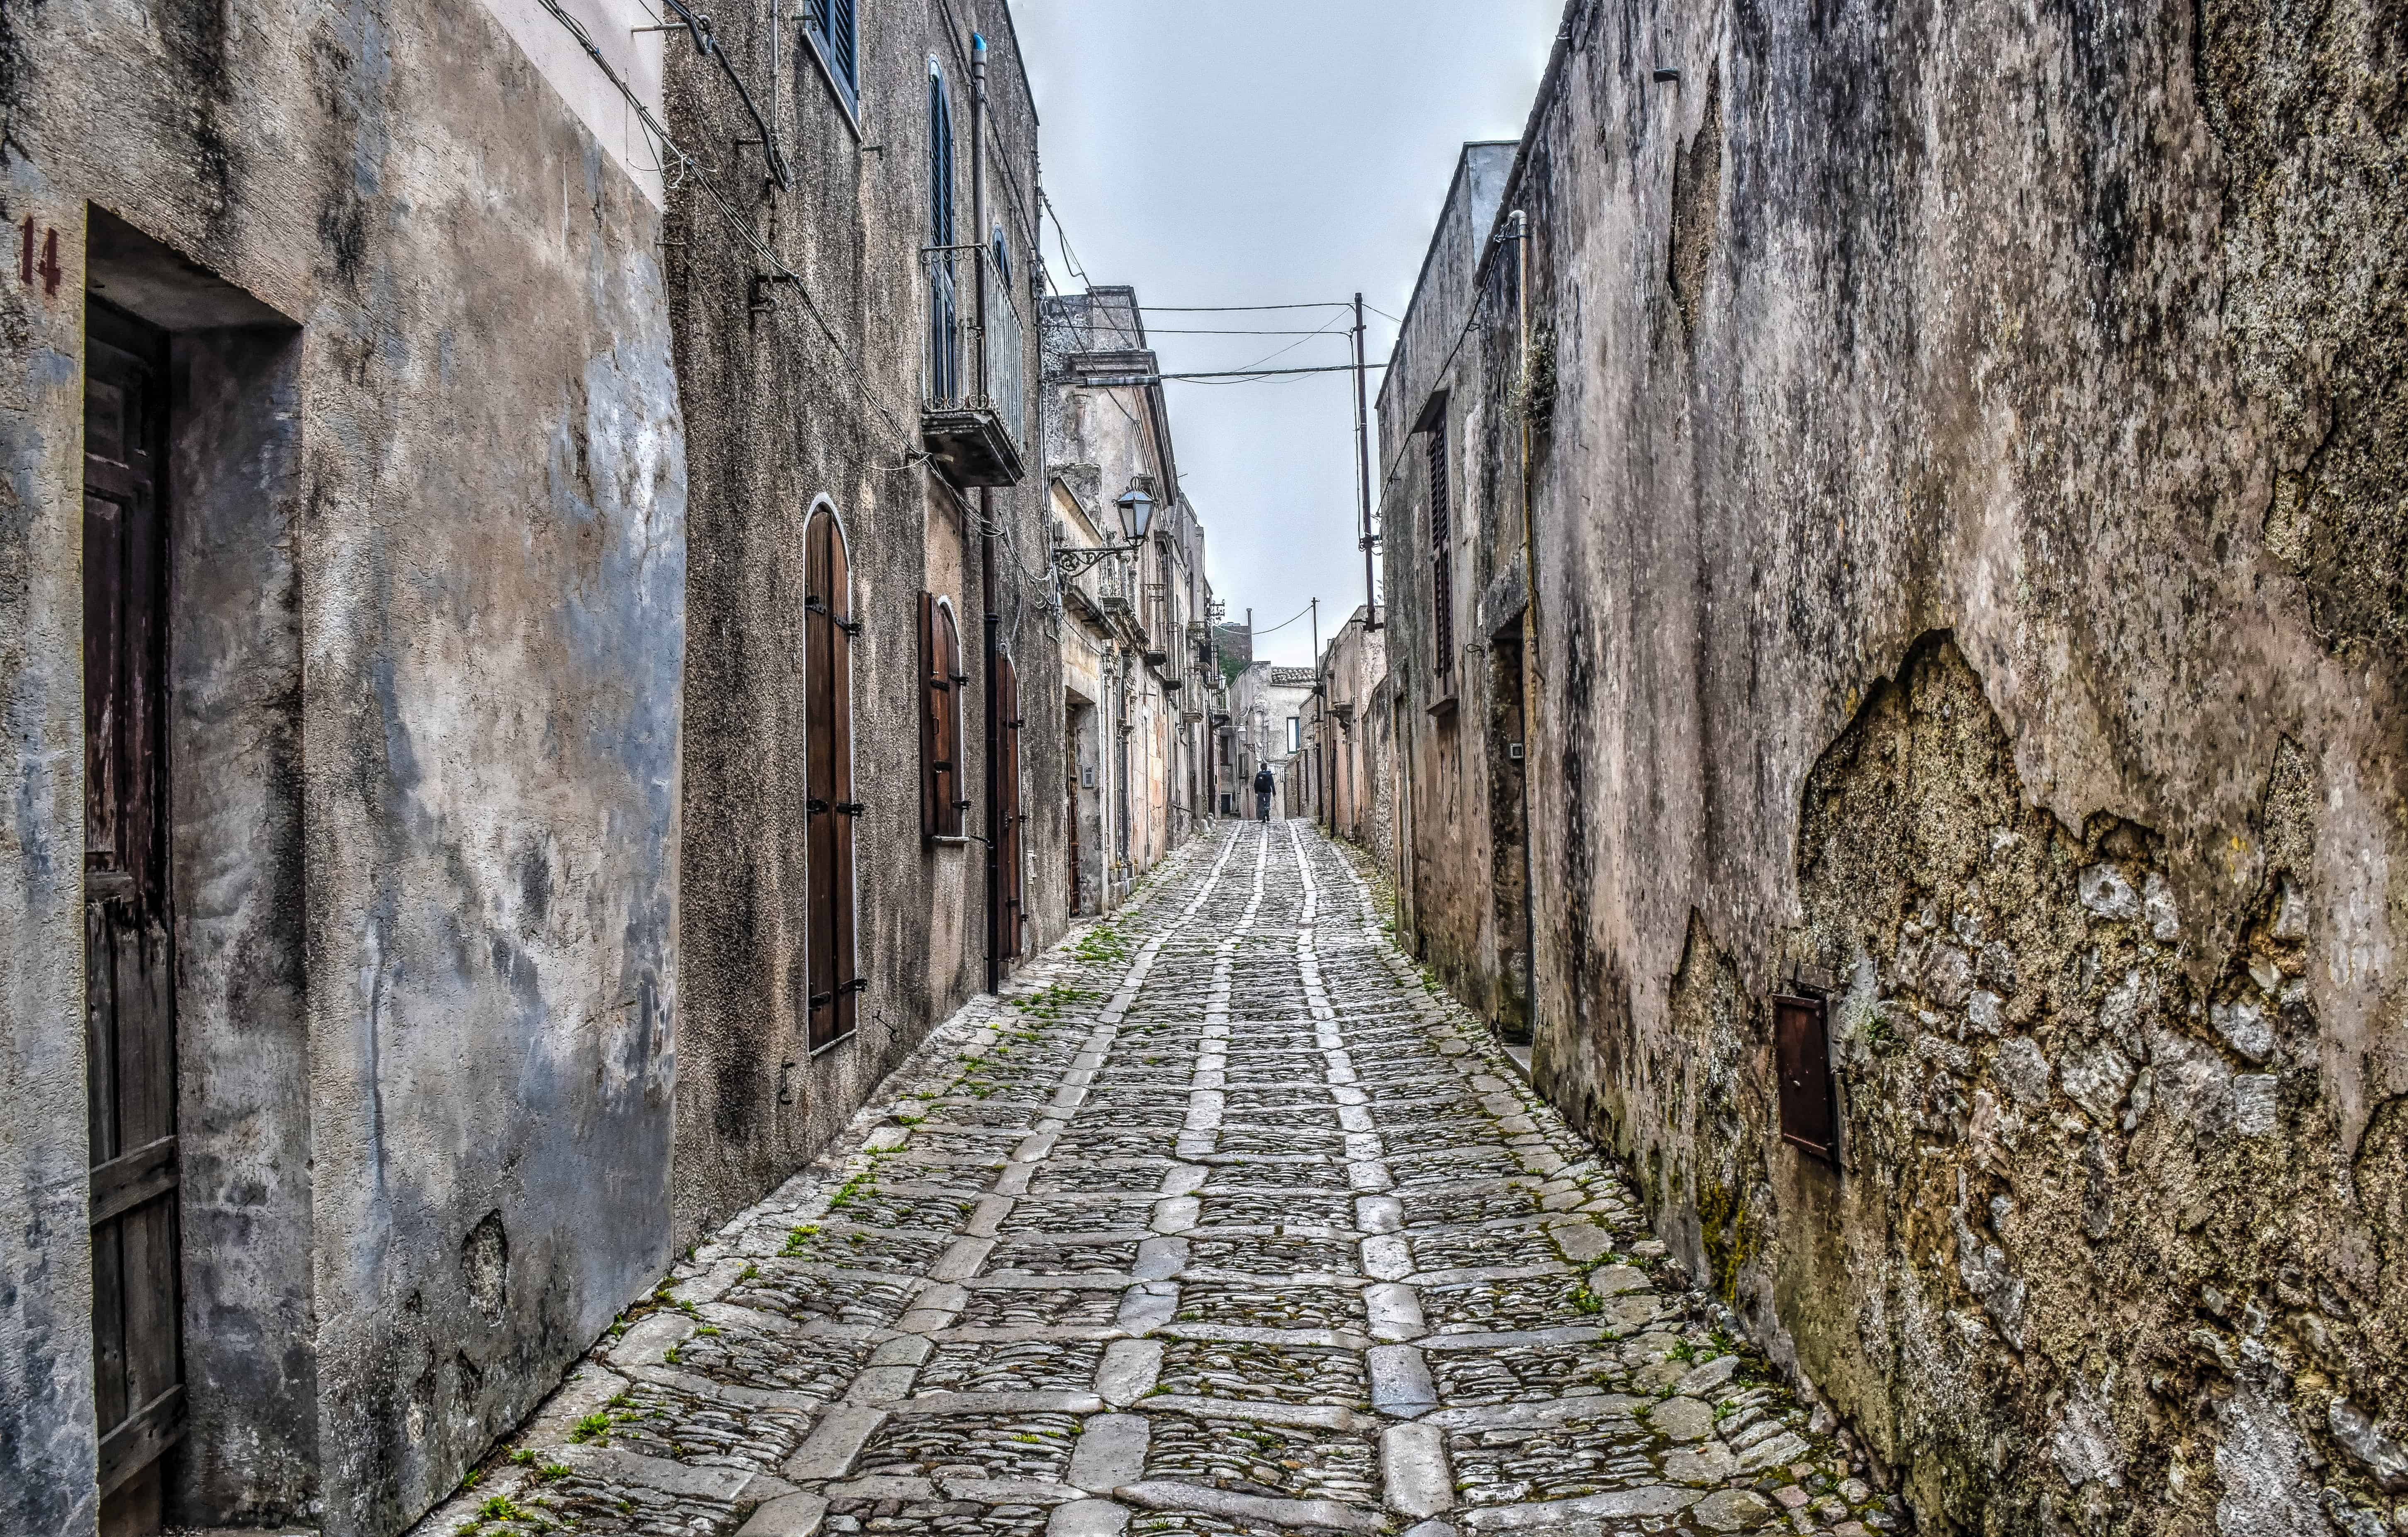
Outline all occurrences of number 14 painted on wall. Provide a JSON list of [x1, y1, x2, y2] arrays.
[[20, 216, 61, 296]]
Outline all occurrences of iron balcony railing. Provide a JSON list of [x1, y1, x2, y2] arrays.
[[920, 243, 1026, 458]]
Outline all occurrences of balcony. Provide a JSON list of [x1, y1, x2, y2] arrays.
[[920, 244, 1027, 486]]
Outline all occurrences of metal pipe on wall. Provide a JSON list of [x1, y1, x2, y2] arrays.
[[972, 30, 1002, 992]]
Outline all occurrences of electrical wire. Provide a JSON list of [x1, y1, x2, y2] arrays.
[[1215, 310, 1354, 376], [1158, 362, 1388, 382], [1245, 598, 1319, 637], [1146, 327, 1357, 336], [538, 0, 924, 467], [1140, 302, 1354, 313]]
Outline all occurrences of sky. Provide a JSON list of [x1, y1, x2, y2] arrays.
[[1009, 0, 1562, 666]]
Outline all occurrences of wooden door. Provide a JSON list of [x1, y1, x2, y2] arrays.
[[805, 510, 860, 1048], [84, 298, 185, 1507], [1065, 766, 1080, 919], [997, 656, 1023, 963]]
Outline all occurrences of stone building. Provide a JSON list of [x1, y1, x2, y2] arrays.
[[1042, 285, 1222, 905], [666, 0, 1060, 1249], [1377, 1, 2407, 1531], [0, 2, 683, 1532], [1313, 603, 1389, 851], [0, 0, 1076, 1532], [1230, 662, 1318, 821]]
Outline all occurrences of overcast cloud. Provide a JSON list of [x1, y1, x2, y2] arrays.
[[1010, 1, 1561, 666]]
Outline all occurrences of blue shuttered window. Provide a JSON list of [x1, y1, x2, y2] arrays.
[[803, 0, 859, 114]]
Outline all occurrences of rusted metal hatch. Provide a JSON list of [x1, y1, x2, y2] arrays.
[[1774, 992, 1837, 1163]]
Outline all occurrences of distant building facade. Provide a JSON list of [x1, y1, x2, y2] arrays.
[[1042, 287, 1224, 906], [1230, 663, 1318, 821], [1315, 605, 1389, 851]]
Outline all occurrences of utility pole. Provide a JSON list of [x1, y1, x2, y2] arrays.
[[1309, 597, 1322, 829], [1353, 294, 1379, 630]]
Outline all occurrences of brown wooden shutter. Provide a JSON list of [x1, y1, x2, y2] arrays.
[[940, 606, 966, 835], [829, 530, 857, 1039], [920, 593, 938, 839], [1428, 417, 1454, 679], [808, 512, 859, 1047], [1774, 993, 1836, 1162]]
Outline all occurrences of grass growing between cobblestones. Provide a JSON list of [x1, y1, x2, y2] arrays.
[[407, 824, 1909, 1537]]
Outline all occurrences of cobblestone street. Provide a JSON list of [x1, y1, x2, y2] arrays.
[[419, 825, 1899, 1537]]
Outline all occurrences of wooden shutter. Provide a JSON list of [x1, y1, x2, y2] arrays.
[[829, 0, 857, 97], [807, 512, 858, 1048], [1427, 418, 1454, 678], [921, 596, 964, 839], [941, 606, 967, 835], [1774, 993, 1836, 1162], [920, 593, 938, 839]]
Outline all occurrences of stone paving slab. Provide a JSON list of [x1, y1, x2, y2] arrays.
[[411, 824, 1911, 1537]]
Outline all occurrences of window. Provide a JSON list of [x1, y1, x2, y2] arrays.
[[920, 594, 967, 837], [1288, 716, 1301, 754], [801, 0, 859, 116], [1427, 414, 1454, 679], [925, 60, 959, 403], [805, 505, 860, 1048]]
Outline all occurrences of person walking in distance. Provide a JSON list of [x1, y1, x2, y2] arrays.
[[1254, 764, 1276, 823]]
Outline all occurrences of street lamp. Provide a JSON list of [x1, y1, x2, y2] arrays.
[[1052, 482, 1156, 578], [1116, 485, 1154, 540]]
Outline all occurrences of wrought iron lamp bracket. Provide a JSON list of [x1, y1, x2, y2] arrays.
[[1050, 540, 1142, 578]]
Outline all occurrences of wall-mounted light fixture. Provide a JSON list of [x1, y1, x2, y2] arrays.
[[1053, 484, 1155, 578]]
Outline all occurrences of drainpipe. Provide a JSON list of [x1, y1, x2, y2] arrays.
[[1505, 207, 1541, 1041], [973, 32, 1002, 992]]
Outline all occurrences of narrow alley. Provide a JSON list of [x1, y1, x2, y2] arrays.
[[414, 824, 1885, 1537], [5, 0, 2403, 1533]]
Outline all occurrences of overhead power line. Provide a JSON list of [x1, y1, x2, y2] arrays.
[[1080, 362, 1388, 384], [1146, 327, 1357, 336], [1139, 302, 1354, 313], [537, 0, 922, 466]]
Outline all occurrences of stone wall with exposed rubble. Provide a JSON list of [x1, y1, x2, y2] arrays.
[[1380, 0, 2408, 1530]]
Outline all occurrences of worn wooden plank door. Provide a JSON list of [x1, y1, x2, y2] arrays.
[[997, 657, 1023, 963], [1065, 757, 1079, 919], [84, 297, 185, 1507], [805, 510, 859, 1048]]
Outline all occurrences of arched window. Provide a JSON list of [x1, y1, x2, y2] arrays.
[[805, 504, 860, 1048], [920, 595, 966, 838], [925, 60, 959, 404]]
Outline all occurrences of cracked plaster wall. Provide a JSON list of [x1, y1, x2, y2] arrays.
[[1381, 0, 2407, 1530], [0, 0, 685, 1532]]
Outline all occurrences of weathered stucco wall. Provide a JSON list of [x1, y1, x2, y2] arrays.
[[1386, 0, 2408, 1528], [668, 0, 1066, 1245], [0, 0, 684, 1530], [1377, 142, 1529, 1025]]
